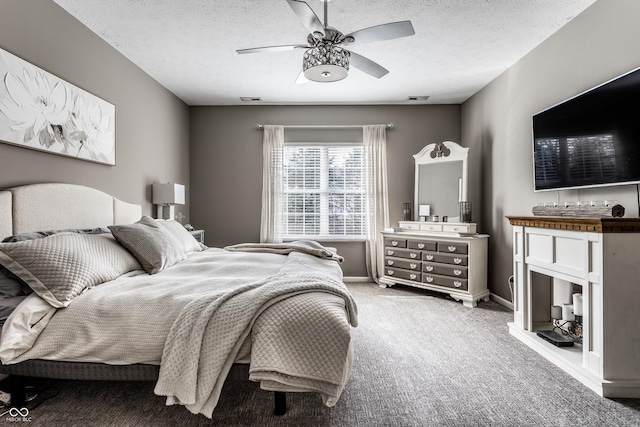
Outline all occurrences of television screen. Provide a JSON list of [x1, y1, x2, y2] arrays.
[[532, 67, 640, 191]]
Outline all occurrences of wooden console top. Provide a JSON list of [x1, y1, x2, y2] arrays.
[[506, 216, 640, 233]]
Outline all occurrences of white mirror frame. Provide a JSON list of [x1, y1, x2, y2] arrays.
[[413, 141, 469, 221]]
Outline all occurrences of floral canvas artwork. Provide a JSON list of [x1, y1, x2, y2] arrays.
[[0, 48, 115, 165]]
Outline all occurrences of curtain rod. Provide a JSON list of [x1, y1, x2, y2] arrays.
[[257, 123, 393, 130]]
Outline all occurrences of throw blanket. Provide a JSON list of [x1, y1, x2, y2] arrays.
[[224, 240, 344, 263], [154, 251, 357, 418]]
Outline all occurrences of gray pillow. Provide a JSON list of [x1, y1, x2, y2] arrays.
[[0, 268, 27, 297], [0, 233, 142, 308], [109, 216, 185, 275], [2, 227, 111, 243], [157, 220, 204, 254]]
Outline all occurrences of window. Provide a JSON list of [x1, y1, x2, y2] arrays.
[[281, 144, 365, 239]]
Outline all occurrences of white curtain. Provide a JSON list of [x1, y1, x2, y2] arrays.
[[363, 125, 389, 283], [260, 125, 284, 243]]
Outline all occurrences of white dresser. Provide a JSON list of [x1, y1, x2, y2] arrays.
[[379, 229, 489, 307], [507, 216, 640, 398]]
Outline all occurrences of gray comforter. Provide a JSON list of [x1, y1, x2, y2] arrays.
[[0, 245, 358, 418]]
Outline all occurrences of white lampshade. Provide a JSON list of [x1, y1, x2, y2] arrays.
[[152, 183, 185, 220], [152, 183, 185, 205]]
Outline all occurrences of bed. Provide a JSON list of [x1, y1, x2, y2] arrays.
[[0, 183, 358, 418]]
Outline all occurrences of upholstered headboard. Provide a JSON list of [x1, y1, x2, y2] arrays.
[[0, 183, 142, 240]]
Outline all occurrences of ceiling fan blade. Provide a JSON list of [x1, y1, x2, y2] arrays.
[[295, 71, 309, 85], [347, 51, 389, 79], [286, 0, 325, 38], [236, 45, 307, 54], [343, 21, 415, 45]]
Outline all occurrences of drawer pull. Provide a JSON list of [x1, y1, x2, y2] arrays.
[[426, 254, 434, 261], [425, 265, 434, 272], [410, 253, 418, 259], [453, 281, 462, 288], [454, 269, 462, 276], [425, 276, 434, 283], [417, 243, 425, 249], [387, 260, 394, 266], [391, 240, 399, 246], [454, 257, 462, 264], [410, 263, 417, 269], [387, 270, 394, 276], [387, 250, 394, 256], [409, 273, 418, 280], [448, 245, 457, 253]]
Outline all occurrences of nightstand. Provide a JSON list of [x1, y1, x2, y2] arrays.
[[189, 229, 205, 243]]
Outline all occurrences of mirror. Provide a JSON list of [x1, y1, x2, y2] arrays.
[[414, 141, 469, 222]]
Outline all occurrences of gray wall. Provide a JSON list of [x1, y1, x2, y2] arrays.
[[461, 0, 640, 300], [0, 0, 190, 217], [190, 105, 461, 277]]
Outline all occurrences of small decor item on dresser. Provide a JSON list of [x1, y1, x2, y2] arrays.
[[459, 201, 472, 223], [402, 202, 412, 221], [531, 201, 625, 218]]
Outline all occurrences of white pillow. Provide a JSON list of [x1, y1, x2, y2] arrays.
[[0, 233, 141, 308], [157, 220, 203, 254]]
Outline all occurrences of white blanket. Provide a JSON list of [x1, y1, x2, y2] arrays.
[[154, 250, 357, 417]]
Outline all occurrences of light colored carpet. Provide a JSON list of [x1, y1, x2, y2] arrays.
[[10, 283, 640, 426]]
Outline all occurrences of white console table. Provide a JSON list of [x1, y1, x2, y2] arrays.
[[507, 216, 640, 398]]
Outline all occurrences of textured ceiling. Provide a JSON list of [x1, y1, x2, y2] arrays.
[[52, 0, 597, 106]]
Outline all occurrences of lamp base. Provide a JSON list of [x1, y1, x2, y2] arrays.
[[156, 205, 175, 220]]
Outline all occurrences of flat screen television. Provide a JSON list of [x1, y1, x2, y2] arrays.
[[532, 66, 640, 191]]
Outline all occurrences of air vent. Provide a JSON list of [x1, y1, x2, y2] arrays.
[[407, 96, 430, 101], [240, 97, 262, 102]]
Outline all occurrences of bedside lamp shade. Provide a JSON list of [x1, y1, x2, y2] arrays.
[[153, 183, 185, 220]]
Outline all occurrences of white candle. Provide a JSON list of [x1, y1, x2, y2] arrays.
[[572, 293, 584, 316], [458, 177, 463, 203], [561, 304, 575, 321], [550, 305, 562, 320]]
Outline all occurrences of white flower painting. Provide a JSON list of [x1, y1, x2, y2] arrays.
[[0, 47, 115, 165]]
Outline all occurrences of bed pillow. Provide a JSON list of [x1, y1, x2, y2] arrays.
[[2, 227, 111, 243], [109, 216, 185, 275], [0, 233, 142, 308], [0, 268, 28, 297], [157, 220, 204, 254]]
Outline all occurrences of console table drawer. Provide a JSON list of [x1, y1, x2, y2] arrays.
[[385, 257, 421, 271], [385, 267, 421, 282], [407, 240, 437, 251], [423, 263, 468, 278], [423, 252, 468, 266], [384, 238, 407, 248], [385, 247, 421, 259], [438, 242, 468, 254], [422, 273, 468, 291]]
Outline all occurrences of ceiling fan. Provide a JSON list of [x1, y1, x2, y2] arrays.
[[236, 0, 415, 83]]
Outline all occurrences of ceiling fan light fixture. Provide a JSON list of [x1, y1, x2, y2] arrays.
[[303, 41, 349, 82]]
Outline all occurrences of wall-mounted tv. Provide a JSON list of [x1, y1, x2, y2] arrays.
[[532, 67, 640, 192]]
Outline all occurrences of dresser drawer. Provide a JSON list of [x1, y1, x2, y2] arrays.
[[385, 257, 421, 271], [384, 267, 421, 282], [407, 240, 437, 251], [422, 252, 468, 266], [384, 247, 421, 260], [422, 273, 468, 291], [437, 242, 468, 255], [423, 262, 468, 278], [384, 238, 407, 248], [419, 223, 443, 232]]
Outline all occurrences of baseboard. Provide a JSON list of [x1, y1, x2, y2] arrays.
[[491, 292, 513, 310], [343, 276, 372, 283]]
